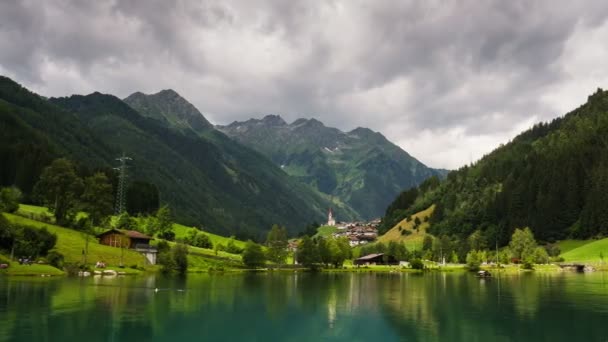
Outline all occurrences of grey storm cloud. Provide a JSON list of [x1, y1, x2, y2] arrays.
[[2, 0, 608, 168]]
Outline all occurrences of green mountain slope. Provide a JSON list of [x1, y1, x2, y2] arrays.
[[124, 89, 212, 134], [0, 76, 115, 200], [0, 75, 357, 238], [217, 115, 447, 220], [382, 88, 608, 245]]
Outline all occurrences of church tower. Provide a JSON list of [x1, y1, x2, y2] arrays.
[[327, 208, 336, 226]]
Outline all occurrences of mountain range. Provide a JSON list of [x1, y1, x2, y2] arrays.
[[218, 116, 447, 219], [0, 76, 361, 238]]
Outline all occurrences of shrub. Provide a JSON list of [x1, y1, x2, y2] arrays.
[[0, 187, 21, 213], [410, 258, 424, 270], [46, 250, 64, 268], [242, 240, 266, 268], [225, 239, 243, 254], [158, 230, 175, 241], [521, 261, 534, 270], [172, 244, 188, 275]]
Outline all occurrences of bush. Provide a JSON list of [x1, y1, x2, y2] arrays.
[[521, 261, 534, 270], [410, 258, 424, 270], [0, 187, 21, 213], [158, 230, 175, 241], [550, 256, 565, 263], [172, 244, 188, 275], [242, 240, 266, 268], [46, 250, 64, 268], [225, 239, 243, 254], [12, 225, 57, 258]]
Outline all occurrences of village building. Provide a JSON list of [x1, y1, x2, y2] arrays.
[[97, 229, 157, 265], [354, 253, 398, 266]]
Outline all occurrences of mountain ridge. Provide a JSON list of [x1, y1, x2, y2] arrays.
[[217, 115, 447, 219]]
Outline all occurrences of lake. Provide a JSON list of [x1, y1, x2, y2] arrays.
[[1, 271, 607, 341]]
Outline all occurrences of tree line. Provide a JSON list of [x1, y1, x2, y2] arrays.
[[381, 88, 608, 250]]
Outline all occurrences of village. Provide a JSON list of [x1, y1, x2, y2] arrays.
[[327, 209, 380, 247]]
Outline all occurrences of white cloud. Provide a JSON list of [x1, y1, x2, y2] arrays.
[[1, 0, 608, 169]]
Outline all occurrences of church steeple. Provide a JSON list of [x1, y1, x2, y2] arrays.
[[327, 207, 336, 226]]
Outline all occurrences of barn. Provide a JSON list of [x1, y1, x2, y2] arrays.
[[97, 229, 154, 249], [354, 253, 398, 266]]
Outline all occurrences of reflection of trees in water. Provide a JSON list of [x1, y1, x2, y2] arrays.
[[376, 272, 608, 341], [3, 273, 608, 341]]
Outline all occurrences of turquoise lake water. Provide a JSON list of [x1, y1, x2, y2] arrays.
[[1, 272, 607, 341]]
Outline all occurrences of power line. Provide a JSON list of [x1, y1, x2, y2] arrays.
[[114, 154, 132, 215]]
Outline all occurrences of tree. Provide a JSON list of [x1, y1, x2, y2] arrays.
[[0, 214, 15, 256], [533, 246, 549, 264], [265, 224, 288, 264], [450, 251, 459, 263], [155, 205, 173, 236], [466, 250, 481, 271], [172, 243, 189, 275], [335, 237, 352, 265], [80, 173, 113, 226], [296, 236, 320, 269], [0, 187, 21, 213], [508, 227, 537, 261], [467, 230, 487, 251], [242, 240, 266, 268], [114, 212, 138, 231], [422, 235, 433, 251], [317, 238, 331, 266], [34, 158, 83, 225]]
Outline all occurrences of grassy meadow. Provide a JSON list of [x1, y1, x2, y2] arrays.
[[377, 205, 435, 250], [560, 238, 608, 263], [1, 204, 247, 275]]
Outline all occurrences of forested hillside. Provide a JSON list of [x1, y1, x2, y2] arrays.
[[0, 76, 357, 238], [381, 88, 608, 246]]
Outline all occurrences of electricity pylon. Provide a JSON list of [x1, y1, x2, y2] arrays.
[[114, 154, 132, 215]]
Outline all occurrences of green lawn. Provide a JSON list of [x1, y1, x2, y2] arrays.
[[377, 205, 435, 250], [5, 213, 150, 268], [5, 210, 246, 273], [0, 264, 65, 276], [556, 240, 591, 254], [172, 223, 247, 249], [560, 238, 608, 263], [314, 225, 338, 238], [8, 204, 251, 272]]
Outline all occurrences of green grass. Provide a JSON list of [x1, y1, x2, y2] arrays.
[[9, 204, 250, 273], [18, 204, 52, 215], [377, 205, 435, 250], [172, 223, 247, 249], [560, 238, 608, 263], [314, 225, 338, 238], [5, 213, 149, 269], [556, 239, 591, 254], [0, 263, 65, 276]]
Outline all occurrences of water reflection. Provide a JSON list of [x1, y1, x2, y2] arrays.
[[0, 272, 607, 341]]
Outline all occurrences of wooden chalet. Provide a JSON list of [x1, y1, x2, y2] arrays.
[[354, 253, 398, 266], [97, 229, 153, 249]]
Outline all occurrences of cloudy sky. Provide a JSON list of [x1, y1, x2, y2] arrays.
[[2, 0, 608, 169]]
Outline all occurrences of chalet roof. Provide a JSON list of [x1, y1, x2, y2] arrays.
[[97, 228, 153, 240], [356, 253, 384, 261]]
